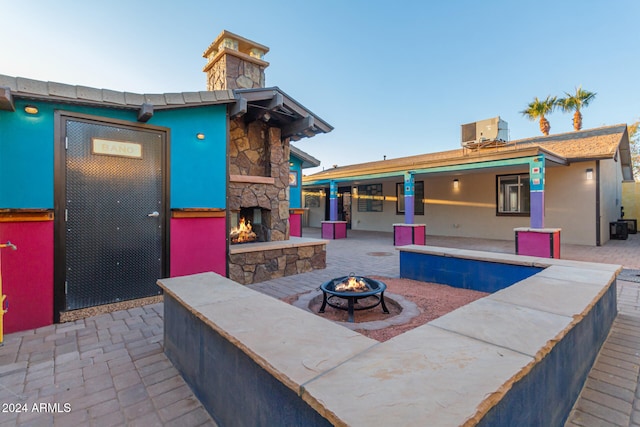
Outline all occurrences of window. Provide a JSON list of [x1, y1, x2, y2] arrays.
[[497, 174, 530, 215], [304, 192, 320, 208], [396, 181, 425, 215], [357, 184, 383, 212]]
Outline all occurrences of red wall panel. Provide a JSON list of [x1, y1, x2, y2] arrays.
[[0, 221, 54, 333], [170, 217, 226, 277]]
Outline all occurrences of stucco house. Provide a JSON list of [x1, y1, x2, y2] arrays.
[[302, 123, 634, 246], [0, 30, 331, 333]]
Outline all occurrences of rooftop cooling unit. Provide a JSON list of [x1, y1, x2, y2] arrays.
[[461, 117, 508, 150]]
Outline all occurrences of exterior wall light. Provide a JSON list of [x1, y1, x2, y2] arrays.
[[24, 105, 39, 114], [453, 179, 460, 189], [196, 133, 206, 140], [586, 168, 593, 180]]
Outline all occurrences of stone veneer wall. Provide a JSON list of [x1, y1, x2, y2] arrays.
[[229, 244, 326, 285], [228, 118, 290, 241], [206, 54, 266, 90]]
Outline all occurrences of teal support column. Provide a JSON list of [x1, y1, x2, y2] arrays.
[[404, 171, 415, 224], [329, 180, 338, 221], [529, 155, 545, 228]]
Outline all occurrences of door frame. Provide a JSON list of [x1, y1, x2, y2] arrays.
[[53, 111, 171, 321]]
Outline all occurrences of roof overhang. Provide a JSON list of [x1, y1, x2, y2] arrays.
[[303, 147, 566, 186], [290, 145, 321, 169], [617, 127, 635, 181], [233, 87, 333, 140], [0, 76, 333, 141]]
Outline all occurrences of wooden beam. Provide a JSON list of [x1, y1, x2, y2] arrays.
[[0, 87, 15, 112], [138, 103, 153, 122], [230, 97, 247, 118], [171, 209, 226, 218], [229, 175, 275, 185], [282, 115, 314, 138], [267, 92, 283, 110], [0, 210, 53, 222]]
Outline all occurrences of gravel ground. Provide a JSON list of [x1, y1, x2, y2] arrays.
[[284, 276, 488, 342]]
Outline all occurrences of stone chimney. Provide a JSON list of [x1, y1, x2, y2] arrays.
[[202, 30, 269, 91]]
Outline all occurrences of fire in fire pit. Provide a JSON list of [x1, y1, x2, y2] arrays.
[[319, 273, 389, 322], [230, 217, 257, 244], [335, 275, 368, 292]]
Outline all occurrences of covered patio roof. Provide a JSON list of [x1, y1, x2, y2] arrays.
[[303, 124, 632, 186]]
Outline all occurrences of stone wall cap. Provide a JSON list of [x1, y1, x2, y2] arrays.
[[229, 237, 328, 255]]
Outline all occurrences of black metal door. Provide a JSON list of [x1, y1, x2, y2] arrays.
[[64, 119, 165, 310]]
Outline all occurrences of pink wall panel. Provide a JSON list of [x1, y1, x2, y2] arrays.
[[394, 225, 426, 246], [321, 221, 347, 240], [335, 223, 347, 239], [517, 231, 561, 259], [414, 227, 426, 245], [170, 217, 226, 277], [0, 221, 54, 333], [321, 222, 334, 239], [289, 214, 302, 237]]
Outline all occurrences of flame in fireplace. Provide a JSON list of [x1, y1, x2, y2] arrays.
[[230, 217, 257, 244], [335, 276, 369, 292]]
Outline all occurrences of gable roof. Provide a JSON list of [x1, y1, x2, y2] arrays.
[[0, 74, 332, 140], [304, 124, 633, 184]]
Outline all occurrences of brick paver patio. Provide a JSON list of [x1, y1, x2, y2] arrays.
[[1, 228, 639, 426]]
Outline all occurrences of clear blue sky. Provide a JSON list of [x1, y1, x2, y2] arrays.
[[3, 0, 639, 174]]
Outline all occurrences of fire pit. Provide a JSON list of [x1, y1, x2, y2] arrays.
[[319, 273, 389, 323]]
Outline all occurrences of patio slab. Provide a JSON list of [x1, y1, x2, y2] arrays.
[[302, 325, 532, 427]]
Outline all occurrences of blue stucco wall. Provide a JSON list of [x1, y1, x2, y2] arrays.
[[289, 156, 303, 209], [0, 100, 131, 208], [150, 106, 226, 208], [0, 100, 227, 209]]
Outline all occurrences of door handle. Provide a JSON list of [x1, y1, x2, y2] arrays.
[[147, 211, 160, 217]]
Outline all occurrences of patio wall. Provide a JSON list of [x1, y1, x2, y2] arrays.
[[160, 249, 620, 426]]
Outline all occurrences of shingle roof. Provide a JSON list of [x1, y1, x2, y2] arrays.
[[511, 125, 628, 160], [305, 124, 632, 183]]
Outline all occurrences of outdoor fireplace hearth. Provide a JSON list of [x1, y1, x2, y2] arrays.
[[230, 207, 270, 244], [319, 274, 389, 323]]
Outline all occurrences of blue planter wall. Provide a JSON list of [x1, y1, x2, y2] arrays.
[[400, 251, 543, 292]]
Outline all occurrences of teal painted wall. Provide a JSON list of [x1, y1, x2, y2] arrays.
[[0, 100, 227, 209], [289, 156, 303, 208], [151, 106, 226, 208]]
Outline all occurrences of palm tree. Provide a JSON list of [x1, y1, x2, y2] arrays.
[[521, 96, 557, 136], [557, 86, 596, 131]]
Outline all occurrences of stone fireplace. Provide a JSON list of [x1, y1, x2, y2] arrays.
[[228, 119, 290, 243], [202, 30, 332, 284]]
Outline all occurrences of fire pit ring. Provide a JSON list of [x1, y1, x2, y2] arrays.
[[319, 273, 390, 323]]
